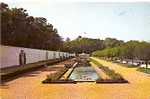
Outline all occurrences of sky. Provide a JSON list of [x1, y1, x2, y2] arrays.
[[2, 0, 150, 42]]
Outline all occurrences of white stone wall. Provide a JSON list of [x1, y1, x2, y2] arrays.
[[47, 51, 54, 59], [0, 45, 74, 68]]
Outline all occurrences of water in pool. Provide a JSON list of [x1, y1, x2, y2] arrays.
[[69, 66, 100, 81]]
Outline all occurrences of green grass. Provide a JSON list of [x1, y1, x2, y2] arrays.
[[137, 68, 150, 74]]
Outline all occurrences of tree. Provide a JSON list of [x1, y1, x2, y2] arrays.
[[1, 2, 63, 51], [122, 41, 139, 63], [63, 37, 104, 54], [134, 42, 150, 68], [103, 38, 124, 48], [92, 40, 150, 68]]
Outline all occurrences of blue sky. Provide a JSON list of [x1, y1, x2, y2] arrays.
[[3, 0, 150, 41]]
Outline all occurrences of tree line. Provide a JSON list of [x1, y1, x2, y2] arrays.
[[63, 36, 104, 53], [1, 3, 124, 53], [2, 2, 149, 63], [92, 41, 150, 68], [62, 36, 124, 54], [1, 2, 63, 51]]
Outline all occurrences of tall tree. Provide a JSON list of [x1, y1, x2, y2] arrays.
[[103, 38, 124, 48], [1, 2, 63, 51], [134, 42, 150, 68], [63, 37, 104, 54]]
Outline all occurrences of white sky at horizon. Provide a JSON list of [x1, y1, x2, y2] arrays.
[[2, 0, 150, 42]]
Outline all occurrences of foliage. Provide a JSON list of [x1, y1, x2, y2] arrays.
[[103, 38, 124, 48], [63, 36, 125, 54], [42, 67, 70, 83], [90, 58, 127, 83], [63, 37, 104, 54], [134, 42, 150, 60], [46, 68, 68, 81], [92, 47, 121, 59], [1, 2, 126, 53], [90, 58, 125, 81], [92, 41, 150, 68], [1, 2, 63, 50]]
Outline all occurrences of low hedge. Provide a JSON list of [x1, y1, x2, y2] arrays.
[[42, 79, 76, 84], [42, 67, 70, 83], [96, 79, 128, 83], [90, 58, 128, 83]]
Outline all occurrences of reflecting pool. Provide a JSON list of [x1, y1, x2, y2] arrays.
[[69, 66, 100, 81]]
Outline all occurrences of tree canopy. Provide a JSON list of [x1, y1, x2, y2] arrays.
[[92, 41, 150, 68], [62, 36, 104, 54], [1, 2, 63, 51], [103, 38, 124, 48]]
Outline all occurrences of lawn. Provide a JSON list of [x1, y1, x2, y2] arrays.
[[137, 67, 150, 74]]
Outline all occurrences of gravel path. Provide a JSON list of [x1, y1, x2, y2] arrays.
[[1, 58, 150, 99]]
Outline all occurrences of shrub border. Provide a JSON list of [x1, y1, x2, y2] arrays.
[[90, 58, 128, 83], [42, 62, 77, 84]]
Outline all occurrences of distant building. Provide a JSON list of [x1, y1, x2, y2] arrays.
[[79, 53, 90, 59]]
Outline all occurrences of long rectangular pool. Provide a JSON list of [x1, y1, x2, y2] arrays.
[[68, 66, 100, 81]]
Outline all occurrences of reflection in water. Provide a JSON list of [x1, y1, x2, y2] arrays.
[[69, 66, 100, 81]]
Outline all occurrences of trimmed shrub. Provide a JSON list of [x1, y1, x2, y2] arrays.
[[90, 58, 127, 82], [42, 67, 69, 83]]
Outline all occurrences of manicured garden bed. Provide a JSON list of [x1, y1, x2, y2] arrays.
[[90, 58, 128, 83], [43, 58, 128, 84], [42, 67, 76, 84], [42, 61, 77, 84], [96, 79, 128, 83], [42, 80, 76, 84]]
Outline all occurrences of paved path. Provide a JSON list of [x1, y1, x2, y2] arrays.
[[1, 58, 150, 99]]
